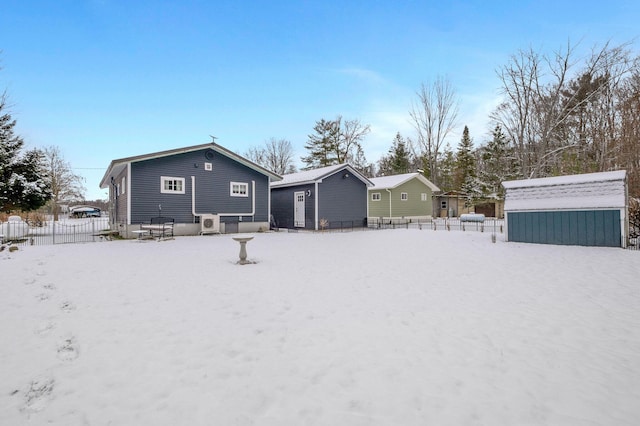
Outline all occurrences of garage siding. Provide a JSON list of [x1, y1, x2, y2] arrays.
[[507, 210, 621, 247]]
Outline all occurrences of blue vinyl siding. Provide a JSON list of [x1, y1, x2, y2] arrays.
[[130, 148, 270, 224], [270, 169, 368, 230], [507, 210, 621, 247], [317, 172, 367, 227], [271, 184, 314, 229]]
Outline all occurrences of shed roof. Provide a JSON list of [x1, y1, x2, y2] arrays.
[[502, 170, 626, 189], [369, 172, 440, 192], [100, 142, 282, 188], [503, 170, 627, 211], [270, 164, 373, 188]]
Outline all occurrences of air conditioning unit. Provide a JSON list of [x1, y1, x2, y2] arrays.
[[200, 214, 220, 234]]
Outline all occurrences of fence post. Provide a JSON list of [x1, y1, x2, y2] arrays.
[[52, 220, 56, 245], [92, 220, 96, 242]]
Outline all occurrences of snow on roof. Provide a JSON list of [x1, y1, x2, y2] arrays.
[[369, 172, 440, 191], [502, 170, 626, 189], [503, 170, 627, 211], [271, 164, 372, 188]]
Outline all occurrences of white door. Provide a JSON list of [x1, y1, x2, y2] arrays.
[[294, 191, 305, 227]]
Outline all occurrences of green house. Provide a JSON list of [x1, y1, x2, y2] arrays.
[[368, 172, 440, 220]]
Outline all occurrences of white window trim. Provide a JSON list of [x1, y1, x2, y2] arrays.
[[371, 192, 381, 201], [401, 192, 408, 201], [121, 177, 126, 195], [161, 176, 185, 194], [421, 193, 427, 201], [230, 181, 249, 197]]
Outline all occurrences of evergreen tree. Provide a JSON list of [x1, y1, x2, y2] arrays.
[[389, 132, 412, 174], [376, 133, 413, 176], [301, 116, 370, 170], [437, 143, 456, 192], [0, 95, 51, 212], [454, 126, 481, 206], [478, 124, 516, 199], [454, 126, 475, 189], [301, 119, 341, 169]]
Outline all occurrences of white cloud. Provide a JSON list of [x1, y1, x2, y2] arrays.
[[335, 67, 388, 86]]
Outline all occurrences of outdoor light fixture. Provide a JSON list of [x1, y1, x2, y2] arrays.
[[343, 173, 350, 178]]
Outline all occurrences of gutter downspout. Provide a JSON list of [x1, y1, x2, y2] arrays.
[[126, 163, 131, 225], [191, 176, 208, 219], [386, 188, 393, 219]]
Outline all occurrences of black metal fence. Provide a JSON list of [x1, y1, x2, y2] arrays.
[[366, 217, 505, 233], [0, 217, 112, 246], [273, 217, 506, 234]]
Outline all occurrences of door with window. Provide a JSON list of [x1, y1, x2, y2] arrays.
[[294, 191, 305, 227]]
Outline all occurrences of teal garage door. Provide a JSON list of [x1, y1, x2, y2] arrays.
[[507, 210, 621, 247]]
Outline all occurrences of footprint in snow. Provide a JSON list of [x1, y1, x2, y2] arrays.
[[57, 337, 79, 361], [20, 377, 55, 413], [43, 283, 56, 291], [35, 293, 51, 302], [60, 301, 76, 313], [23, 277, 36, 286], [34, 322, 55, 335]]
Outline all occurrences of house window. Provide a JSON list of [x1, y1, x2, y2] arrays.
[[421, 193, 427, 201], [401, 192, 408, 201], [371, 192, 381, 201], [204, 162, 212, 171], [121, 177, 126, 195], [230, 182, 249, 197], [441, 200, 448, 210], [161, 176, 185, 194]]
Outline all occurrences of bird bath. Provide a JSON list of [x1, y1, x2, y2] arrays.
[[232, 235, 254, 265]]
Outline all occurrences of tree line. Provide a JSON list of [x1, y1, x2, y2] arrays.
[[247, 40, 640, 202], [3, 40, 639, 218], [1, 91, 85, 218]]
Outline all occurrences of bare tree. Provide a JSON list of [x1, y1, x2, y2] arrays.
[[492, 41, 637, 179], [617, 70, 640, 196], [339, 116, 371, 164], [246, 138, 296, 175], [41, 146, 85, 220], [409, 76, 459, 187]]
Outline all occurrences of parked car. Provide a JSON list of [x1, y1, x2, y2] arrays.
[[69, 206, 101, 218]]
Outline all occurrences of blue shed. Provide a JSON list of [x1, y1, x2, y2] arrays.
[[270, 164, 372, 230], [502, 171, 628, 247]]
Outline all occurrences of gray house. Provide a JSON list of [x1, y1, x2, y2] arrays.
[[502, 170, 628, 247], [270, 164, 372, 230], [99, 143, 282, 237]]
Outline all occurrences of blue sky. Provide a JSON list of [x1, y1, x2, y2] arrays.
[[1, 0, 638, 200]]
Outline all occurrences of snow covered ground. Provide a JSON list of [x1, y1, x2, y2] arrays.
[[1, 229, 639, 425]]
